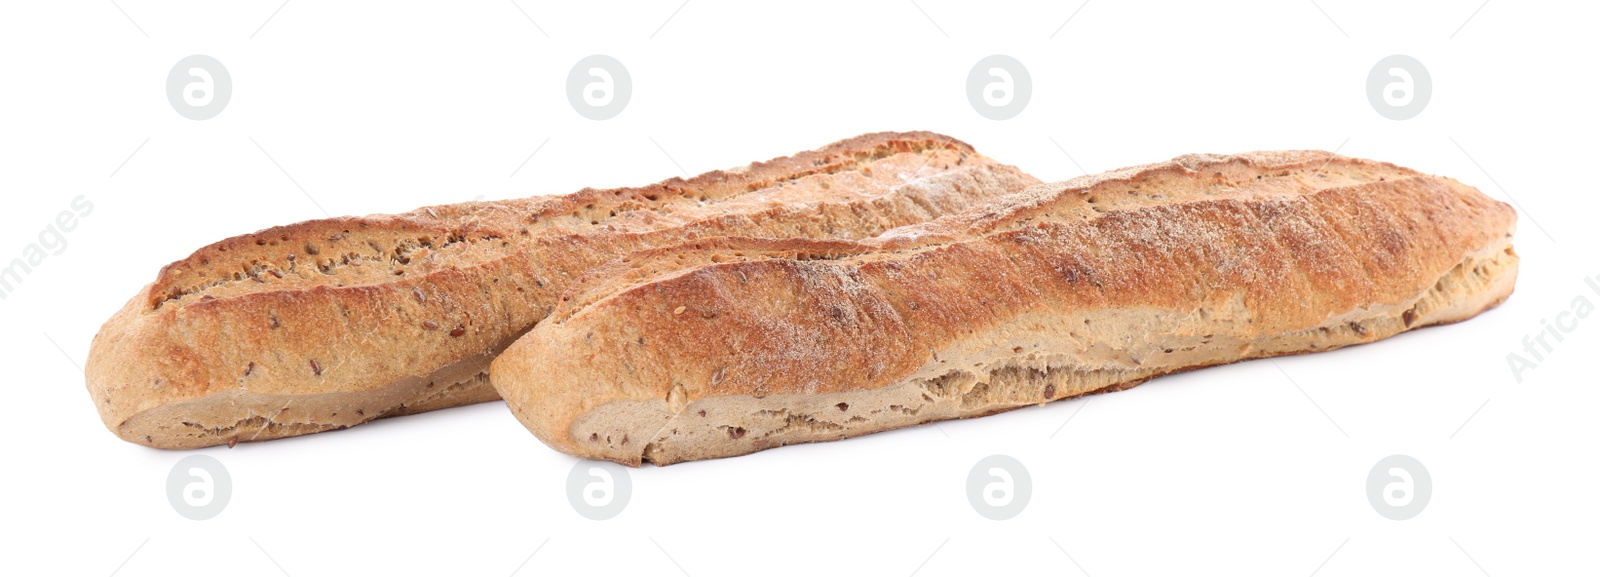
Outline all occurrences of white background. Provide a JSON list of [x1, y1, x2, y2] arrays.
[[2, 1, 1596, 575]]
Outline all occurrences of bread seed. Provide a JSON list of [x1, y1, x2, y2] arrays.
[[244, 362, 255, 377], [449, 327, 466, 337], [667, 383, 688, 413], [1043, 384, 1056, 399], [310, 359, 323, 375], [413, 288, 425, 302], [269, 270, 283, 279], [227, 437, 238, 449], [422, 320, 439, 330], [836, 402, 849, 412], [673, 306, 687, 315]]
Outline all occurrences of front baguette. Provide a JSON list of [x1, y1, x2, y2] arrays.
[[491, 151, 1519, 466], [86, 132, 1040, 449]]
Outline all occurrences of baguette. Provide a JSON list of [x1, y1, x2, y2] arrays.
[[86, 132, 1040, 449], [491, 151, 1519, 465]]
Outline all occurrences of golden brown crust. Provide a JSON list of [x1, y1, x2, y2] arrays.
[[86, 132, 1040, 449], [491, 151, 1519, 465]]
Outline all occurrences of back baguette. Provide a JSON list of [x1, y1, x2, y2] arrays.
[[491, 150, 1519, 466], [86, 132, 1041, 449]]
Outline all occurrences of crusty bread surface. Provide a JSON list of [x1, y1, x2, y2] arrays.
[[87, 132, 1041, 449], [491, 151, 1519, 466]]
